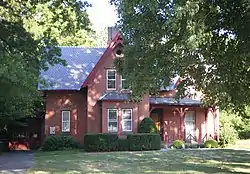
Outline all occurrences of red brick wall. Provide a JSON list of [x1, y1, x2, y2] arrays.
[[86, 47, 150, 133], [45, 89, 87, 142]]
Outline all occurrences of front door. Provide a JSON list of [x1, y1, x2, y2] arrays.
[[150, 109, 163, 140]]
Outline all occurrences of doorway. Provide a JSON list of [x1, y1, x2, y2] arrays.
[[150, 108, 164, 140]]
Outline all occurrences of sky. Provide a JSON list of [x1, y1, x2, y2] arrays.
[[87, 0, 118, 30]]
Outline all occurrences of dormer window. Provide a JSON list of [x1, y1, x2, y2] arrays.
[[107, 69, 116, 90]]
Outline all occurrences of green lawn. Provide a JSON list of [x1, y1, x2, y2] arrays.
[[29, 149, 250, 174], [227, 139, 250, 150]]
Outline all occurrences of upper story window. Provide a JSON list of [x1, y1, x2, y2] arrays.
[[121, 76, 129, 90], [107, 69, 116, 90], [62, 111, 70, 132]]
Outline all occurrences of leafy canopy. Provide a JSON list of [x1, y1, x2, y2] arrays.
[[0, 0, 92, 130], [112, 0, 250, 113]]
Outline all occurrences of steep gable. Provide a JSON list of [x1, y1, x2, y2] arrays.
[[38, 47, 105, 90]]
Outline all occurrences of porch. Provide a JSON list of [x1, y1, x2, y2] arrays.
[[149, 97, 219, 144]]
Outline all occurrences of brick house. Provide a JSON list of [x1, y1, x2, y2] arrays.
[[38, 28, 219, 144]]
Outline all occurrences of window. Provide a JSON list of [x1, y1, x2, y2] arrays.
[[121, 76, 129, 90], [107, 70, 116, 90], [184, 111, 196, 138], [62, 111, 70, 132], [122, 109, 132, 131], [108, 109, 118, 132]]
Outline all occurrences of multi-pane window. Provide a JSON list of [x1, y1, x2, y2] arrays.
[[62, 111, 70, 132], [122, 109, 132, 131], [184, 111, 196, 138], [121, 76, 129, 90], [108, 109, 118, 132], [107, 70, 116, 90]]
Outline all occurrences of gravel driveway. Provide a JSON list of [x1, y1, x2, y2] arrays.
[[0, 152, 34, 174]]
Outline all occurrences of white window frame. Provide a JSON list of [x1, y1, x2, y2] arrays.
[[184, 111, 196, 138], [122, 109, 133, 132], [121, 76, 127, 90], [106, 69, 116, 90], [108, 109, 118, 132], [61, 111, 70, 132]]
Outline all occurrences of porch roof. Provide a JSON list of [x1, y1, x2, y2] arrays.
[[98, 92, 129, 101], [149, 97, 201, 106]]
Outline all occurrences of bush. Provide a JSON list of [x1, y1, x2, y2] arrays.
[[239, 131, 250, 139], [127, 133, 161, 151], [220, 111, 239, 145], [84, 133, 119, 152], [118, 138, 128, 151], [173, 140, 185, 149], [204, 140, 219, 148], [41, 135, 79, 151], [138, 117, 158, 134]]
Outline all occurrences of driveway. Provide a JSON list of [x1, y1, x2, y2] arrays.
[[0, 152, 34, 174]]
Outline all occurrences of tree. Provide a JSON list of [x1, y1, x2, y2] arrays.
[[23, 0, 95, 46], [112, 0, 250, 114], [0, 0, 91, 131]]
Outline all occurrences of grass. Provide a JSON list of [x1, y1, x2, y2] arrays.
[[227, 139, 250, 150], [29, 148, 250, 174]]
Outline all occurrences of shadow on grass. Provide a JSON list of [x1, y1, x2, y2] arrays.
[[29, 149, 250, 174]]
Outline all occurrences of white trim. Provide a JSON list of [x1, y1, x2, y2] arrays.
[[122, 109, 133, 132], [61, 111, 70, 132], [120, 75, 127, 90], [106, 69, 116, 90], [184, 111, 196, 138], [107, 109, 118, 132]]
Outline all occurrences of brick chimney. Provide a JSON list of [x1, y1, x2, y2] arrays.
[[107, 26, 119, 43]]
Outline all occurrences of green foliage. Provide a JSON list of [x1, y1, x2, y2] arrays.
[[127, 134, 161, 151], [0, 0, 93, 131], [204, 140, 219, 148], [172, 140, 185, 149], [84, 134, 119, 152], [41, 136, 79, 151], [118, 138, 129, 151], [138, 117, 158, 134], [112, 0, 250, 113], [219, 110, 239, 145]]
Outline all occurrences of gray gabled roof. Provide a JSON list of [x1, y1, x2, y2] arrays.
[[38, 47, 106, 90]]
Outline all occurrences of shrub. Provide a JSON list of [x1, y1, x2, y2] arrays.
[[138, 117, 158, 134], [127, 133, 161, 151], [204, 139, 219, 148], [84, 133, 119, 152], [172, 140, 185, 149], [219, 111, 239, 145], [118, 138, 128, 151], [41, 135, 79, 151], [239, 131, 250, 139]]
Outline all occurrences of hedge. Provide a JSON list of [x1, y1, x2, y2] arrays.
[[84, 133, 119, 152], [127, 134, 161, 151], [41, 135, 79, 151], [118, 138, 128, 151]]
